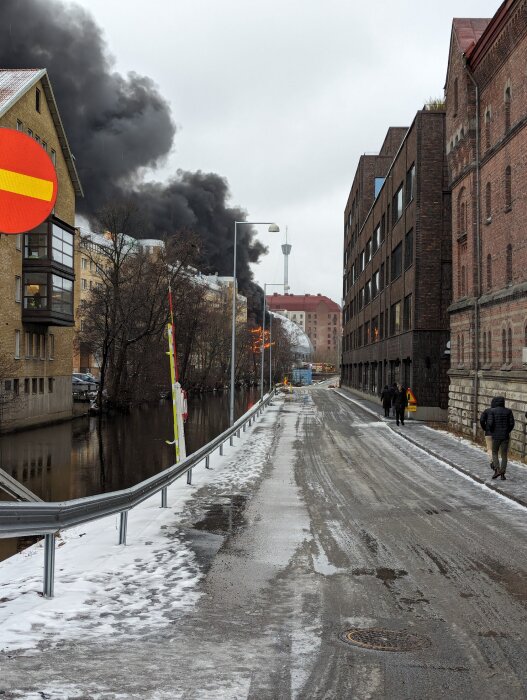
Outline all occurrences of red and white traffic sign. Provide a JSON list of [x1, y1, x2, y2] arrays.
[[0, 128, 58, 234]]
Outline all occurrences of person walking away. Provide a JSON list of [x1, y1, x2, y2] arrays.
[[487, 396, 515, 480], [380, 385, 392, 418], [390, 382, 397, 418], [394, 384, 408, 426], [480, 397, 500, 469]]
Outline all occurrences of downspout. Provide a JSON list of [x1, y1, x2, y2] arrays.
[[463, 56, 481, 436]]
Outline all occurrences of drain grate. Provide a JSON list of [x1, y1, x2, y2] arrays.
[[339, 627, 431, 652]]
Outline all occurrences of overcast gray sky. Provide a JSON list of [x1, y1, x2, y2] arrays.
[[74, 0, 499, 305]]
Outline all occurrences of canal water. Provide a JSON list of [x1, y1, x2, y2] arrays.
[[0, 388, 259, 561]]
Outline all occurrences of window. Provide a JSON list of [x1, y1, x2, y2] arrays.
[[48, 378, 54, 394], [390, 242, 402, 280], [16, 119, 23, 131], [404, 229, 413, 270], [366, 238, 371, 263], [504, 87, 511, 134], [505, 166, 512, 209], [485, 182, 492, 220], [24, 378, 30, 394], [365, 321, 370, 344], [483, 331, 487, 364], [453, 78, 458, 114], [49, 333, 55, 359], [23, 273, 47, 309], [51, 149, 56, 166], [52, 224, 74, 268], [390, 301, 401, 335], [372, 270, 379, 298], [15, 330, 20, 359], [374, 177, 385, 198], [506, 244, 512, 285], [27, 128, 33, 137], [379, 311, 384, 340], [32, 378, 38, 394], [25, 226, 48, 259], [461, 335, 465, 364], [392, 186, 403, 225], [373, 224, 380, 253], [51, 275, 73, 314], [358, 325, 363, 346], [488, 330, 492, 363], [403, 294, 412, 331], [36, 88, 41, 112], [81, 257, 88, 270], [405, 164, 415, 205], [25, 332, 31, 358], [15, 276, 21, 303], [372, 316, 379, 342], [366, 280, 372, 304], [507, 327, 512, 365], [39, 378, 44, 394], [485, 109, 491, 150], [502, 329, 507, 364], [13, 379, 19, 396], [16, 234, 22, 251], [40, 335, 46, 360], [358, 287, 364, 310], [359, 250, 365, 272], [487, 254, 492, 290], [4, 380, 12, 392]]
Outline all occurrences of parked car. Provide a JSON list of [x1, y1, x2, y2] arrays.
[[72, 375, 98, 400], [73, 372, 99, 385]]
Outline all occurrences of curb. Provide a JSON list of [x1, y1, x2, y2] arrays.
[[333, 388, 527, 509]]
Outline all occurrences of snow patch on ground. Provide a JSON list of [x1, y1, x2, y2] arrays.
[[0, 402, 282, 653]]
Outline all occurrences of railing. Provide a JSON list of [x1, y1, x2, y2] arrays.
[[0, 390, 276, 598]]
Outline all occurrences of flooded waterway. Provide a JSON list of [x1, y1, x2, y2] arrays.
[[0, 388, 259, 561]]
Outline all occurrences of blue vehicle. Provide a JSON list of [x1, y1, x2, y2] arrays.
[[291, 368, 312, 386]]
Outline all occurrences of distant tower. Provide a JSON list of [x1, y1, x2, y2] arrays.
[[281, 227, 292, 293]]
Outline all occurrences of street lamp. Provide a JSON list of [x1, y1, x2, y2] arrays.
[[261, 282, 284, 401], [230, 221, 279, 425]]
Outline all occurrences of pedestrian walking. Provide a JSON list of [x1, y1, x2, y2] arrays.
[[390, 382, 397, 418], [380, 385, 392, 418], [393, 384, 408, 426], [479, 397, 501, 469], [487, 396, 515, 480]]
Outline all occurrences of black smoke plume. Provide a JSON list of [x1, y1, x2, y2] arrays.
[[0, 0, 265, 300]]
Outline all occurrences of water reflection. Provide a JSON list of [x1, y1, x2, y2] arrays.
[[0, 388, 258, 561]]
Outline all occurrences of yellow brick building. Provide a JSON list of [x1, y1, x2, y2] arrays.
[[0, 69, 82, 432]]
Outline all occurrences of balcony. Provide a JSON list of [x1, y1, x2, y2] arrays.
[[22, 217, 75, 327]]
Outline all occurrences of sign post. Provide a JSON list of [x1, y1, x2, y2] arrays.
[[0, 128, 58, 234]]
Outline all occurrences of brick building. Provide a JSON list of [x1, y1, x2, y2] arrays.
[[266, 293, 340, 364], [445, 1, 527, 452], [341, 112, 452, 420], [0, 68, 82, 432]]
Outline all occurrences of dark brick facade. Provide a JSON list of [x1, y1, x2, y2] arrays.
[[341, 112, 452, 419], [446, 2, 527, 452]]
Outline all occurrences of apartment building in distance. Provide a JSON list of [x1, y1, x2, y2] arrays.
[[266, 293, 340, 364], [0, 68, 82, 432], [341, 112, 452, 420]]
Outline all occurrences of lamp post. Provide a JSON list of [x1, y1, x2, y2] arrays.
[[260, 282, 284, 401], [230, 221, 279, 426]]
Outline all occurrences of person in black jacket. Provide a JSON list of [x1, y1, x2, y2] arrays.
[[487, 396, 515, 480], [480, 397, 501, 469], [380, 385, 392, 418], [393, 384, 408, 426]]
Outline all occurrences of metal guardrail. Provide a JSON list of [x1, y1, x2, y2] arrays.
[[0, 390, 276, 598]]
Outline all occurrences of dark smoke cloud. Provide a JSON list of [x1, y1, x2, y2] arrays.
[[0, 0, 265, 298]]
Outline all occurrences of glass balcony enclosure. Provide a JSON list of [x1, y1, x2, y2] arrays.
[[22, 217, 75, 326]]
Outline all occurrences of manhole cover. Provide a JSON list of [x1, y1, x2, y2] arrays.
[[339, 628, 431, 652]]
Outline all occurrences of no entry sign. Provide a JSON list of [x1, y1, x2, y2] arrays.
[[0, 128, 58, 234]]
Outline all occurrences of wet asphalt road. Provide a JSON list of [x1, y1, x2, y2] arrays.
[[1, 386, 526, 699]]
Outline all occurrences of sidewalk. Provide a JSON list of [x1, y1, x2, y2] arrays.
[[335, 387, 527, 509]]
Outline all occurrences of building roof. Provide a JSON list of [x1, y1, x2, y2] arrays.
[[0, 68, 83, 197], [267, 293, 340, 313], [452, 18, 492, 56]]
